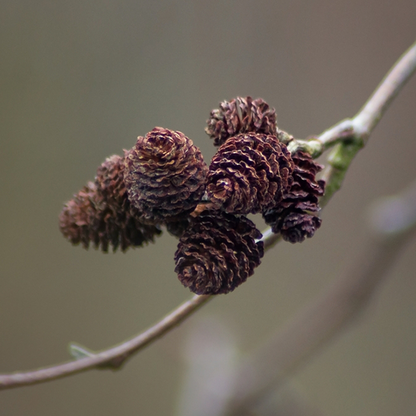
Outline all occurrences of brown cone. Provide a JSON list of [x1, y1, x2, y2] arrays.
[[206, 133, 294, 214], [175, 211, 264, 295], [124, 127, 208, 224], [205, 96, 277, 146], [263, 150, 325, 243], [59, 182, 98, 250], [59, 155, 161, 252]]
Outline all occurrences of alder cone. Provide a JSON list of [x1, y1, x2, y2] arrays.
[[206, 133, 294, 214], [124, 127, 208, 224], [59, 155, 161, 252], [175, 211, 264, 295], [59, 182, 98, 250], [263, 150, 325, 243], [95, 154, 129, 212], [93, 154, 162, 251], [205, 96, 277, 146]]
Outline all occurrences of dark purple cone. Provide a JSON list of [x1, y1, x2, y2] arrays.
[[205, 96, 277, 146], [175, 211, 264, 295], [206, 133, 294, 214], [59, 182, 98, 250], [124, 127, 208, 224], [59, 155, 161, 252], [263, 151, 325, 243]]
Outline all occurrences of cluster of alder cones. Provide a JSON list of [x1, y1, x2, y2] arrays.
[[59, 97, 325, 295]]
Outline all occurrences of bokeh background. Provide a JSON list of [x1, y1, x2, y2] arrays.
[[1, 1, 416, 415]]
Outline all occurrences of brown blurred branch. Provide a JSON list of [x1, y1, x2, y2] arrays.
[[0, 294, 211, 390], [227, 180, 416, 415], [318, 39, 416, 207], [0, 40, 415, 392], [264, 39, 416, 247], [289, 39, 416, 158], [176, 318, 328, 416]]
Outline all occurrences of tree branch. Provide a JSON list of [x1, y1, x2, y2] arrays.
[[288, 39, 416, 159], [227, 178, 416, 415], [318, 39, 416, 207], [0, 40, 415, 392], [0, 294, 211, 390]]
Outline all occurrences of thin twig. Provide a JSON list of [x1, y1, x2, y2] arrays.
[[268, 39, 416, 230], [227, 180, 416, 415], [318, 40, 416, 207], [295, 39, 416, 157], [0, 294, 211, 390], [0, 40, 415, 392]]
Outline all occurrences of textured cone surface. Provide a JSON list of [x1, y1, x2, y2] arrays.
[[59, 155, 161, 252], [124, 127, 208, 224], [206, 133, 294, 214], [59, 182, 98, 250], [206, 96, 277, 146], [263, 150, 325, 243], [175, 211, 264, 295]]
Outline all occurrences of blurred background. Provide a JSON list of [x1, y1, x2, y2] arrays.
[[1, 1, 416, 415]]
